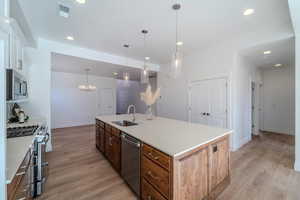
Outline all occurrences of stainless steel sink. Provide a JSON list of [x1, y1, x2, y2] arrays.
[[112, 120, 138, 127]]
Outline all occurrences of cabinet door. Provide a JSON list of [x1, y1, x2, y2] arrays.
[[99, 127, 105, 153], [95, 125, 100, 149], [105, 132, 112, 159], [111, 135, 121, 172], [209, 137, 230, 191]]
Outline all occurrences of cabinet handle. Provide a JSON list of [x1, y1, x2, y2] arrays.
[[109, 137, 112, 146], [213, 145, 218, 153], [148, 152, 159, 160], [147, 171, 159, 180], [147, 195, 152, 200], [16, 172, 26, 176], [16, 198, 26, 200]]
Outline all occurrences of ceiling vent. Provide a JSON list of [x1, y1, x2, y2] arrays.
[[58, 3, 70, 18]]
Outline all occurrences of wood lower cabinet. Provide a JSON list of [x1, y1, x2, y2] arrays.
[[95, 120, 105, 152], [142, 179, 167, 200], [7, 150, 33, 200], [173, 147, 209, 200], [95, 119, 230, 200], [103, 122, 121, 172]]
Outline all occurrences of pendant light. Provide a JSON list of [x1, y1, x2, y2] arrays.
[[123, 44, 131, 81], [171, 3, 183, 78], [140, 29, 149, 84], [78, 69, 96, 91]]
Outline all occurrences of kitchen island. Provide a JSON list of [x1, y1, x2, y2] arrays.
[[96, 114, 232, 200]]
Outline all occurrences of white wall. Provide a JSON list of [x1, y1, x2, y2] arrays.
[[51, 72, 117, 129], [22, 46, 52, 151], [157, 41, 262, 151], [288, 0, 299, 171], [260, 67, 294, 134]]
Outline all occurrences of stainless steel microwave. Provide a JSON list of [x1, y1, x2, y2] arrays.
[[6, 69, 28, 101]]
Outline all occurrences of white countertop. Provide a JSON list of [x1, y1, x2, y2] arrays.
[[96, 114, 232, 157], [6, 135, 35, 184], [6, 118, 46, 184]]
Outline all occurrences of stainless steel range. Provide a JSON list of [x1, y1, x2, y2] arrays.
[[7, 124, 49, 198], [33, 125, 49, 197], [7, 125, 38, 138]]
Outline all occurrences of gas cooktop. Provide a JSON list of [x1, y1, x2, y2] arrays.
[[7, 125, 39, 138]]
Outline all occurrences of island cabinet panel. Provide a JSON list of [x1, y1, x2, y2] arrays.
[[209, 136, 230, 192], [110, 134, 121, 172], [99, 127, 105, 153], [173, 147, 209, 200], [95, 124, 100, 149], [104, 124, 121, 172], [95, 120, 105, 152], [142, 179, 167, 200]]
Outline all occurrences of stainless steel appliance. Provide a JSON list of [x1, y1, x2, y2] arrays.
[[33, 125, 49, 197], [121, 133, 141, 196], [6, 68, 28, 101], [6, 125, 38, 138]]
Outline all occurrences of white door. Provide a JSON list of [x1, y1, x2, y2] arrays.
[[189, 78, 228, 128], [99, 88, 114, 115], [190, 80, 210, 125]]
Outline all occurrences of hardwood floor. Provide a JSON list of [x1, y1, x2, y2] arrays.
[[39, 126, 300, 200], [218, 132, 300, 200], [38, 125, 137, 200]]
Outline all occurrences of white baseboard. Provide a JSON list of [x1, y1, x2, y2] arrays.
[[295, 160, 300, 172]]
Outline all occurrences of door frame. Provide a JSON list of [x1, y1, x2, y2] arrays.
[[98, 87, 116, 115], [188, 74, 231, 130]]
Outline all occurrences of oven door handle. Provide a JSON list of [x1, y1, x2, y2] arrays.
[[44, 132, 50, 143]]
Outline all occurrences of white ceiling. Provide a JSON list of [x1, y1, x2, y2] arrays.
[[51, 53, 156, 81], [241, 37, 295, 68], [18, 0, 293, 64]]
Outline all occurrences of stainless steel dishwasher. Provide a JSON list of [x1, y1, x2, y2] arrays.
[[121, 132, 141, 196]]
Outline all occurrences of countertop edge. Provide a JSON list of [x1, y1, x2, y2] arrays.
[[96, 115, 233, 157]]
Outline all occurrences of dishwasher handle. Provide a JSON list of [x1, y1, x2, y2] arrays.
[[121, 134, 141, 148]]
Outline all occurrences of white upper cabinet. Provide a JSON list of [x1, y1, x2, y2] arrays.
[[8, 27, 26, 77]]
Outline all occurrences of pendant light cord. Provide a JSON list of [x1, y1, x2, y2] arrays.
[[143, 32, 147, 70], [175, 8, 178, 53]]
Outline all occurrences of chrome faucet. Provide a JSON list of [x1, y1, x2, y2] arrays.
[[127, 104, 136, 122]]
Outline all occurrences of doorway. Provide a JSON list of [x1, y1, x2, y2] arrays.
[[99, 88, 114, 115], [188, 77, 228, 129]]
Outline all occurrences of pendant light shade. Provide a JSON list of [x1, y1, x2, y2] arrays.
[[78, 69, 96, 91], [171, 3, 183, 78], [141, 29, 149, 84], [171, 51, 183, 78], [123, 72, 130, 81]]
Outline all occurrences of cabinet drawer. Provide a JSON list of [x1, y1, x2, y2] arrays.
[[142, 179, 167, 200], [111, 127, 120, 137], [142, 156, 170, 199], [143, 144, 171, 171]]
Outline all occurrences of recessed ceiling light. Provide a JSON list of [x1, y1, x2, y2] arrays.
[[66, 36, 74, 41], [263, 50, 271, 55], [113, 72, 118, 75], [176, 41, 183, 46], [243, 9, 255, 16], [274, 64, 283, 67], [76, 0, 86, 4], [145, 57, 150, 60]]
